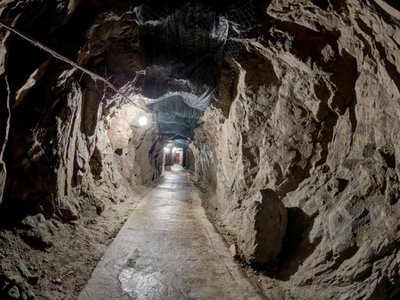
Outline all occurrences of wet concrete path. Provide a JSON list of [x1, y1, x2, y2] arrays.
[[78, 165, 264, 300]]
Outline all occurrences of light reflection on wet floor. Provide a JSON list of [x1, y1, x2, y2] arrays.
[[78, 165, 262, 300]]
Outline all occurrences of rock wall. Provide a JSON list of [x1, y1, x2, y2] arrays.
[[2, 0, 400, 299], [0, 1, 162, 223], [192, 0, 400, 298]]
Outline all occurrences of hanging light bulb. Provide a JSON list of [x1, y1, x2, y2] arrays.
[[164, 147, 170, 153], [138, 116, 148, 126]]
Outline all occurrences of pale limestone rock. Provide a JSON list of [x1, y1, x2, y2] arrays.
[[238, 190, 287, 264], [229, 243, 238, 258], [190, 0, 400, 298], [1, 0, 400, 298]]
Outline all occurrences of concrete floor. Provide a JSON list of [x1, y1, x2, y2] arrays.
[[78, 165, 264, 300]]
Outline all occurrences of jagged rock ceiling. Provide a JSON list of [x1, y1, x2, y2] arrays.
[[136, 0, 253, 139], [1, 0, 400, 299]]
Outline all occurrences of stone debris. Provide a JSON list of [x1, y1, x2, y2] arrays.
[[237, 190, 287, 264], [7, 285, 20, 300], [229, 244, 239, 259], [0, 0, 400, 299], [190, 0, 400, 298]]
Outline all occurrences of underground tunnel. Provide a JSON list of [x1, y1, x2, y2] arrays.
[[1, 0, 400, 299]]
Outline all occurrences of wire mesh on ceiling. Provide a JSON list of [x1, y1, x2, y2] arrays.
[[134, 0, 254, 139], [172, 139, 190, 149]]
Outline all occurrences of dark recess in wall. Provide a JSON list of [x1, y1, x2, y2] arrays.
[[311, 0, 330, 10], [384, 0, 400, 11]]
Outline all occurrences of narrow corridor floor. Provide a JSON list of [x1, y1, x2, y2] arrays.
[[78, 165, 264, 300]]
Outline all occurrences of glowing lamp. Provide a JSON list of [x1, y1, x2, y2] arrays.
[[138, 116, 148, 126]]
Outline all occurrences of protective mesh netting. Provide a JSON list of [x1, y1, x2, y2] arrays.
[[134, 0, 254, 138], [172, 139, 190, 149]]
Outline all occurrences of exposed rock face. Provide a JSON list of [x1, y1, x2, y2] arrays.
[[0, 1, 162, 223], [237, 189, 287, 264], [0, 2, 164, 299], [1, 0, 400, 299], [192, 0, 400, 298]]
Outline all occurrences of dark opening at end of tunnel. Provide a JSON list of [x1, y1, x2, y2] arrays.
[[2, 0, 400, 299], [163, 139, 192, 171]]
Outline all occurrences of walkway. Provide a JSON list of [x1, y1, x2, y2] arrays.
[[78, 165, 264, 300]]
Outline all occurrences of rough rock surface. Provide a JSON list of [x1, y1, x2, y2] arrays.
[[191, 0, 400, 298], [237, 189, 287, 264], [0, 0, 161, 221], [1, 0, 400, 299], [0, 1, 163, 299]]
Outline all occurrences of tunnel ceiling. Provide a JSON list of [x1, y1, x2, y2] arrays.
[[2, 0, 400, 299], [134, 0, 254, 140]]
